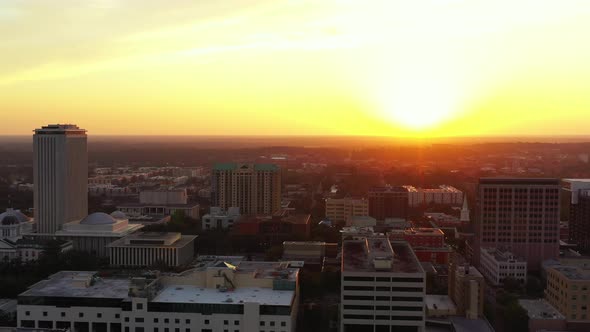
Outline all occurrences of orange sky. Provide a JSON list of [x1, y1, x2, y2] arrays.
[[1, 0, 590, 136]]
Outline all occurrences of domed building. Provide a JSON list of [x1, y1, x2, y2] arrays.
[[54, 212, 143, 257], [0, 208, 33, 241]]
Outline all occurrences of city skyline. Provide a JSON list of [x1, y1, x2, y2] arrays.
[[2, 0, 590, 137]]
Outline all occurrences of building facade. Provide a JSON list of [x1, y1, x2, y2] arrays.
[[388, 228, 451, 265], [211, 163, 281, 215], [341, 236, 426, 332], [545, 265, 590, 322], [479, 248, 527, 286], [478, 178, 560, 270], [448, 258, 485, 319], [325, 197, 369, 224], [34, 124, 88, 234], [108, 232, 197, 268], [404, 185, 464, 207], [17, 259, 299, 332], [368, 186, 409, 221], [563, 179, 590, 251], [201, 207, 241, 230]]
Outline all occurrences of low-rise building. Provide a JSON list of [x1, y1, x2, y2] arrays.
[[345, 215, 376, 227], [545, 264, 590, 322], [325, 197, 369, 224], [108, 232, 197, 268], [232, 212, 311, 244], [404, 185, 463, 207], [17, 259, 300, 332], [388, 228, 452, 265], [480, 247, 527, 286], [118, 189, 199, 219], [425, 295, 457, 318], [201, 207, 240, 230], [519, 299, 566, 332], [341, 235, 426, 332], [282, 241, 337, 267]]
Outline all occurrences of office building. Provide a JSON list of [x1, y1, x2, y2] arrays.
[[118, 189, 200, 219], [448, 258, 484, 319], [212, 163, 281, 215], [404, 185, 464, 207], [563, 179, 590, 251], [108, 232, 197, 268], [478, 178, 560, 270], [201, 207, 241, 230], [17, 258, 300, 332], [545, 264, 590, 322], [341, 235, 426, 332], [479, 248, 527, 286], [325, 197, 369, 224], [368, 186, 409, 220], [34, 124, 88, 234]]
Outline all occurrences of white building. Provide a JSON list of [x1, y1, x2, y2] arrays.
[[325, 197, 369, 224], [17, 259, 300, 332], [480, 247, 527, 286], [34, 124, 88, 234], [341, 236, 426, 332], [201, 207, 241, 230], [0, 208, 33, 241], [49, 212, 143, 257], [108, 232, 197, 268], [404, 185, 463, 207]]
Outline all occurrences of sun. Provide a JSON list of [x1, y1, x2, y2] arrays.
[[372, 69, 466, 134]]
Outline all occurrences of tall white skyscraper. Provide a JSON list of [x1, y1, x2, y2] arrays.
[[34, 124, 88, 234]]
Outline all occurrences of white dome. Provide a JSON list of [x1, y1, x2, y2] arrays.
[[80, 212, 116, 225], [110, 211, 127, 220]]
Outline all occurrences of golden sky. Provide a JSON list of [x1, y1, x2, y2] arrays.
[[1, 0, 590, 136]]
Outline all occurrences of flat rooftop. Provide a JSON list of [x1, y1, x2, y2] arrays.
[[153, 285, 294, 306], [425, 295, 457, 312], [551, 266, 590, 280], [369, 186, 409, 193], [342, 238, 422, 273], [519, 299, 565, 320], [481, 247, 526, 263], [108, 232, 197, 248], [20, 271, 130, 299], [479, 178, 560, 185]]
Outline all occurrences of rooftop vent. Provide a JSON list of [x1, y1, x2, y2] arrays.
[[373, 257, 392, 271]]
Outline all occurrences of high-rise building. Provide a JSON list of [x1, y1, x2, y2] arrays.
[[448, 258, 485, 319], [34, 124, 88, 234], [341, 235, 426, 332], [212, 163, 281, 215], [477, 178, 560, 270], [325, 197, 369, 224], [563, 179, 590, 251], [368, 186, 409, 220]]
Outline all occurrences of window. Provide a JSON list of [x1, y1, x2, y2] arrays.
[[97, 313, 102, 318], [125, 328, 130, 332], [224, 321, 228, 325], [234, 321, 240, 325], [154, 319, 159, 323], [135, 328, 144, 332], [135, 318, 144, 323], [186, 320, 191, 324], [260, 322, 265, 326], [61, 312, 66, 317], [175, 319, 180, 324], [25, 311, 30, 316], [165, 319, 169, 324], [115, 314, 120, 319], [137, 303, 143, 310], [43, 312, 48, 316], [125, 317, 130, 322], [79, 313, 84, 318], [270, 322, 275, 326], [281, 322, 286, 327], [155, 329, 159, 332], [204, 320, 209, 325]]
